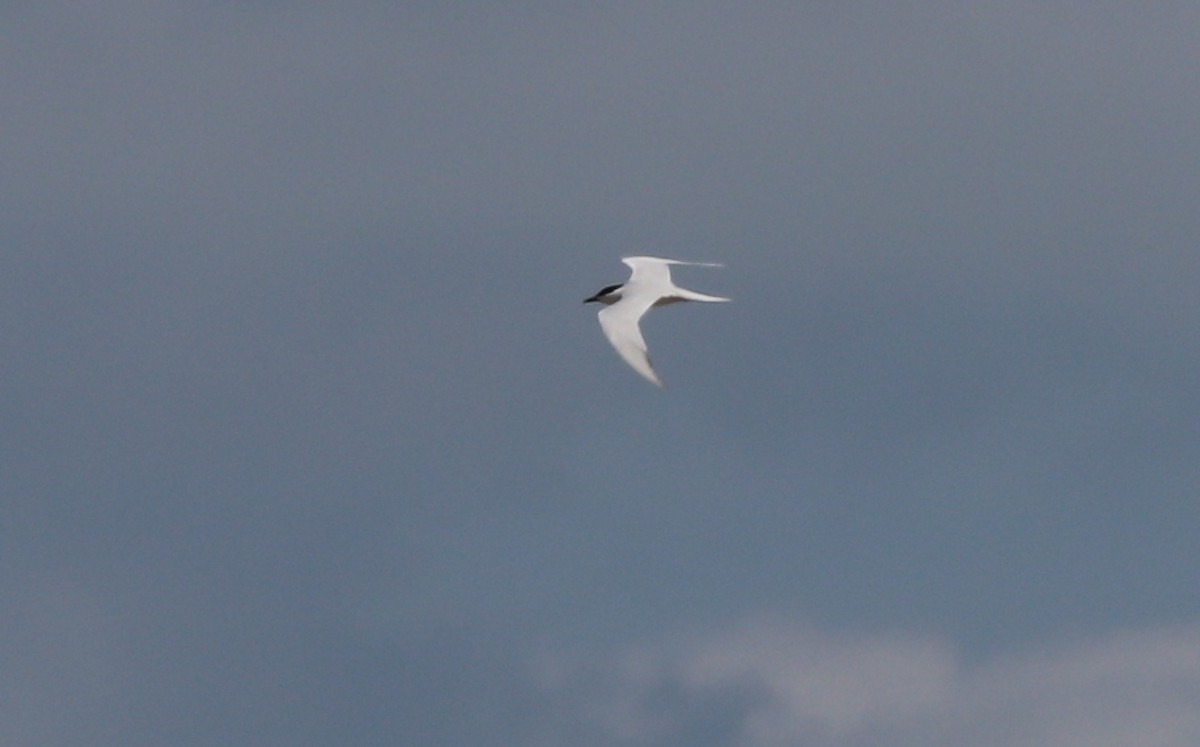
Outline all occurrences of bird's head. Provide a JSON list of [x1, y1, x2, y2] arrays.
[[583, 283, 623, 305]]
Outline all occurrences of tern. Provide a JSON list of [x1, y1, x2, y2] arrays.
[[584, 256, 729, 387]]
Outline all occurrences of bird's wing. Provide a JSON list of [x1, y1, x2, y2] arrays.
[[622, 256, 724, 291], [621, 256, 678, 288], [597, 294, 663, 387]]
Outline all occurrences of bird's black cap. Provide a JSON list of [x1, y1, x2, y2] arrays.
[[583, 283, 623, 303]]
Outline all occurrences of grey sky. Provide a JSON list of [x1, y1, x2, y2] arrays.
[[4, 3, 1199, 745]]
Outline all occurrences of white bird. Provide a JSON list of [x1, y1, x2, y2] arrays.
[[583, 256, 729, 387]]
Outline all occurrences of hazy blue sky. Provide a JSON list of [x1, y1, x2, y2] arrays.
[[4, 3, 1199, 745]]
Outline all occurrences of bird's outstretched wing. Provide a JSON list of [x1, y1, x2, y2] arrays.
[[621, 256, 722, 289], [597, 295, 663, 387]]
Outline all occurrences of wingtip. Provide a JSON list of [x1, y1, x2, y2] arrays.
[[644, 366, 665, 388], [620, 256, 725, 267]]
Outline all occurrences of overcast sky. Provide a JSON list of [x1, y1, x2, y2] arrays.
[[4, 3, 1199, 746]]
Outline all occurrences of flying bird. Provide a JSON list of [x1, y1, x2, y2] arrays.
[[584, 256, 729, 387]]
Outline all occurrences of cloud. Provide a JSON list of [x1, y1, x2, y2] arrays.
[[535, 617, 1200, 747]]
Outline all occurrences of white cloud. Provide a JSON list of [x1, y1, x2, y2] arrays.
[[535, 618, 1200, 747]]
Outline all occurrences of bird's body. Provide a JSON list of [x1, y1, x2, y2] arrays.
[[584, 256, 729, 386]]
